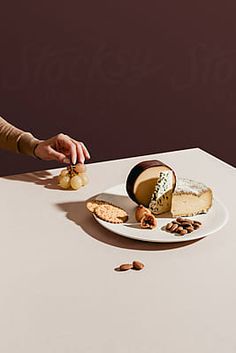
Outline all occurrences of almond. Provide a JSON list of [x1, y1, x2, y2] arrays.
[[132, 261, 144, 270], [166, 222, 174, 230], [118, 263, 133, 271], [179, 229, 188, 235], [169, 223, 179, 233]]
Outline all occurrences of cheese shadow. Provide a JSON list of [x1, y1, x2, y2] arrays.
[[55, 197, 202, 251]]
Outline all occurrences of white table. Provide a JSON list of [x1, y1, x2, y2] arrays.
[[0, 148, 235, 353]]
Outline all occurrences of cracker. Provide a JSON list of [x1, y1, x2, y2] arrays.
[[94, 204, 128, 224], [86, 199, 112, 213]]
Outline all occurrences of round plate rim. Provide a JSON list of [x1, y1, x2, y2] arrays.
[[93, 183, 229, 243]]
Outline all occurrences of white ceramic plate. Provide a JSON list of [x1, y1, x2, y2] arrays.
[[93, 183, 229, 243]]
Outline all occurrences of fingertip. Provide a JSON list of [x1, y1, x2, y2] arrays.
[[80, 141, 90, 160], [79, 157, 85, 164], [63, 157, 70, 164]]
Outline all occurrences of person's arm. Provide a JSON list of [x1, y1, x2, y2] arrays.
[[0, 116, 90, 164], [0, 116, 40, 157]]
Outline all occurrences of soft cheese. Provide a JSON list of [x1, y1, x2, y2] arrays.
[[149, 171, 173, 215], [171, 178, 213, 217]]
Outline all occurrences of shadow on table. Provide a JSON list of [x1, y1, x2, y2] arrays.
[[55, 198, 202, 251], [3, 170, 64, 190], [4, 173, 203, 250]]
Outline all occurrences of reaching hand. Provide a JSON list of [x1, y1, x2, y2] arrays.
[[34, 133, 90, 164]]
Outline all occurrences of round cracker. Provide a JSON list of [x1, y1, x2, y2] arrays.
[[86, 199, 112, 213], [94, 204, 128, 224]]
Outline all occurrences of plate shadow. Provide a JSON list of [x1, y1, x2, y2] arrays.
[[55, 197, 202, 251]]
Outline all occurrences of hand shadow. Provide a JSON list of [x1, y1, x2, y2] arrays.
[[3, 170, 66, 191], [55, 198, 202, 251]]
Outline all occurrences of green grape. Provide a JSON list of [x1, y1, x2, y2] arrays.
[[80, 173, 89, 186], [60, 169, 69, 177], [74, 163, 86, 174], [70, 175, 83, 190], [59, 175, 71, 189]]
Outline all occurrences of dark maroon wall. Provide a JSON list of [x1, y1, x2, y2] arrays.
[[0, 1, 235, 176]]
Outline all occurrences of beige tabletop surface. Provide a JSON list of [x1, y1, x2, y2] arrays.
[[0, 147, 235, 353]]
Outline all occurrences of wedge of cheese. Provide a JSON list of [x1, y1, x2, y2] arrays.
[[171, 178, 213, 217], [149, 171, 173, 215], [126, 160, 176, 207]]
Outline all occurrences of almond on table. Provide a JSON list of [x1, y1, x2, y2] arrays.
[[115, 261, 145, 272]]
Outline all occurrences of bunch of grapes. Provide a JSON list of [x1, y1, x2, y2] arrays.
[[58, 163, 89, 190]]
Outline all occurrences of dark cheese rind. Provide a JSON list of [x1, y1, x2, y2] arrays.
[[126, 160, 164, 203], [126, 160, 176, 206]]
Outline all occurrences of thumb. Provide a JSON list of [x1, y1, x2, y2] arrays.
[[48, 147, 69, 163]]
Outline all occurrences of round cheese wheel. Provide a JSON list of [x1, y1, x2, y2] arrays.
[[126, 160, 176, 207]]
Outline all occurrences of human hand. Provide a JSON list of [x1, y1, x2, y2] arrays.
[[34, 133, 90, 164]]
